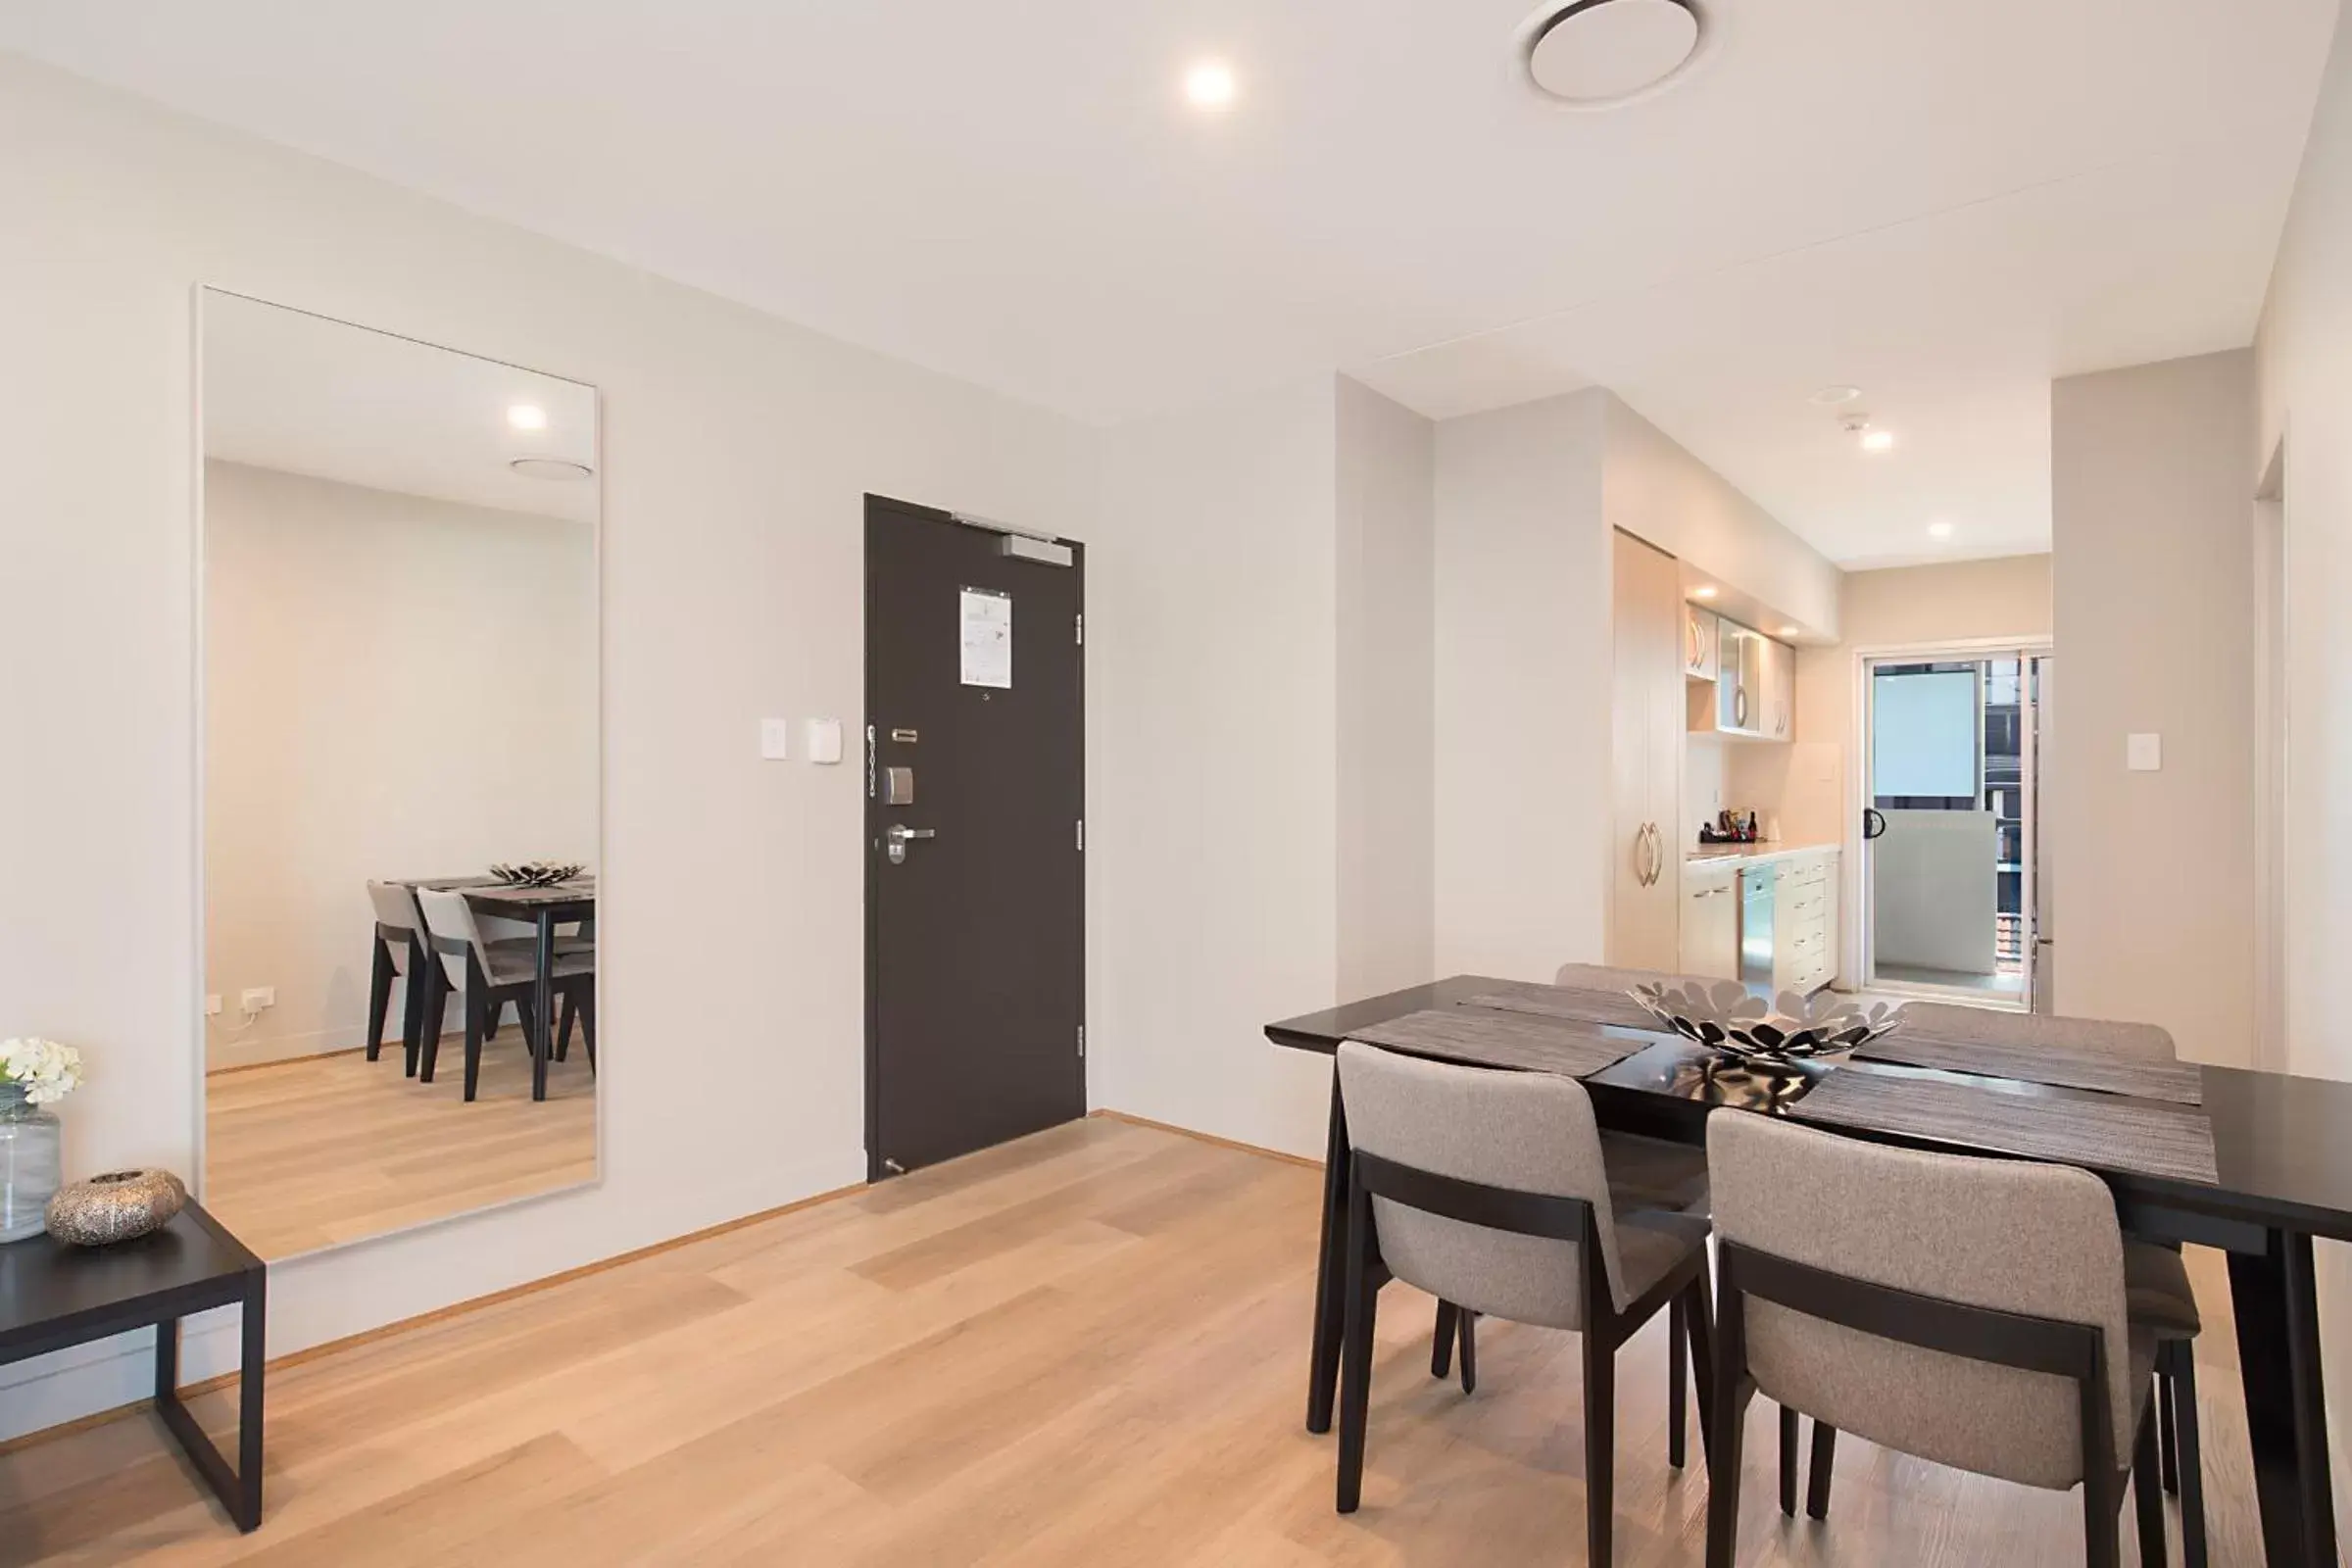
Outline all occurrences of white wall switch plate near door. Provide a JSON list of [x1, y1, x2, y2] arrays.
[[2127, 732, 2163, 771], [806, 717, 843, 764], [760, 718, 792, 760]]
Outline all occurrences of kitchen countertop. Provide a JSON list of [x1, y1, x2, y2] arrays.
[[1685, 840, 1841, 870]]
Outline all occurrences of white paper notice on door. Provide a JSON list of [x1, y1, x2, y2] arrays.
[[959, 586, 1012, 689]]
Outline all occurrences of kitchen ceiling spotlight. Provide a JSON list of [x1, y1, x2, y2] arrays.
[[1860, 428, 1896, 453], [1927, 520, 1955, 540], [507, 403, 548, 431], [1691, 585, 1719, 600], [1184, 60, 1238, 111], [1778, 625, 1801, 637], [1518, 0, 1712, 110], [1809, 384, 1863, 406]]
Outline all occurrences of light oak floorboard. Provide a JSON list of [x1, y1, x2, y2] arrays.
[[0, 1116, 2267, 1565], [204, 1041, 596, 1260]]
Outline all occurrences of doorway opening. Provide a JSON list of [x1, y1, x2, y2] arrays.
[[1860, 647, 2050, 1005]]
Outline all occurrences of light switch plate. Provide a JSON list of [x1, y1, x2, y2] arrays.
[[760, 718, 792, 760], [807, 717, 844, 764], [2127, 732, 2162, 772]]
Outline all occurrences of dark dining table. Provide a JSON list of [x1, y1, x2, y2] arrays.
[[1267, 975, 2352, 1568], [460, 879, 595, 1102]]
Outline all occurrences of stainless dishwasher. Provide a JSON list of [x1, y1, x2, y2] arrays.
[[1739, 865, 1775, 987]]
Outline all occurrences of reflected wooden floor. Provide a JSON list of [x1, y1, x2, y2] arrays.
[[0, 1115, 2266, 1565], [204, 1038, 596, 1258]]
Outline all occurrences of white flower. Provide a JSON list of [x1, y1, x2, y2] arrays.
[[0, 1038, 83, 1105]]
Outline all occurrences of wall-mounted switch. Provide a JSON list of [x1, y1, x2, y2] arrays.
[[2127, 733, 2162, 772], [760, 718, 792, 760], [807, 718, 844, 764], [205, 994, 222, 1017]]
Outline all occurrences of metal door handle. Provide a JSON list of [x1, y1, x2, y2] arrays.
[[884, 823, 936, 864]]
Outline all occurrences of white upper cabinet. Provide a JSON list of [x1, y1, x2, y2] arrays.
[[1683, 603, 1718, 681], [1760, 634, 1795, 740], [1701, 619, 1795, 742]]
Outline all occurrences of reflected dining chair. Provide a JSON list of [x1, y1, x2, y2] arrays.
[[415, 888, 595, 1101], [1705, 1112, 2173, 1568], [364, 881, 430, 1075], [1796, 1002, 2209, 1566], [1330, 1042, 1715, 1566]]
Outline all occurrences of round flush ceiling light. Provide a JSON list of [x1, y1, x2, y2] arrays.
[[1927, 520, 1955, 541], [1184, 60, 1238, 111], [510, 457, 593, 481], [1860, 428, 1895, 453], [507, 403, 548, 431], [1809, 384, 1863, 406], [1519, 0, 1709, 109]]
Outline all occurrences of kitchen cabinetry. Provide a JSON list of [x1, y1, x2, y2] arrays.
[[1611, 532, 1684, 970], [1772, 849, 1839, 995], [1683, 604, 1718, 680], [1695, 618, 1796, 742], [1759, 635, 1795, 740], [1681, 863, 1739, 979]]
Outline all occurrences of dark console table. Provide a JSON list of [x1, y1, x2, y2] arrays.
[[0, 1201, 265, 1531]]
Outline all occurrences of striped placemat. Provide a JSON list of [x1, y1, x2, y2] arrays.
[[1457, 982, 1666, 1033], [1347, 1007, 1642, 1079], [1788, 1067, 2219, 1186], [1856, 1030, 2202, 1105]]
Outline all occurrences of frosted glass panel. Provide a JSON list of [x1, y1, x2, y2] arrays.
[[1873, 669, 1978, 798]]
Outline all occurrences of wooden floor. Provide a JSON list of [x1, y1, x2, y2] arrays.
[[205, 1040, 596, 1259], [0, 1115, 2272, 1565]]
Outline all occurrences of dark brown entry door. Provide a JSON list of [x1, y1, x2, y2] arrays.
[[864, 496, 1085, 1179]]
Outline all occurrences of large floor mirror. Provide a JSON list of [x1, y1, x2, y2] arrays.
[[199, 290, 601, 1259]]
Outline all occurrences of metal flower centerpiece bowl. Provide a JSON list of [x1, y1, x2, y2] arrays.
[[487, 861, 585, 889], [1629, 980, 1904, 1075]]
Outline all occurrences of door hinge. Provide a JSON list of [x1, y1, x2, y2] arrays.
[[1077, 1025, 1086, 1058], [1075, 612, 1084, 646], [1076, 818, 1085, 852]]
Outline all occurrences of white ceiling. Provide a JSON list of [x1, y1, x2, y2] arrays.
[[7, 0, 2337, 565], [204, 290, 598, 524]]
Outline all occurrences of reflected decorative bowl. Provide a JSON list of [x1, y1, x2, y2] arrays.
[[1629, 981, 1904, 1072], [46, 1168, 186, 1247], [488, 861, 585, 889]]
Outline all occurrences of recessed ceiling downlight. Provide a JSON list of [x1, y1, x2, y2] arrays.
[[1521, 0, 1705, 108], [510, 457, 593, 481]]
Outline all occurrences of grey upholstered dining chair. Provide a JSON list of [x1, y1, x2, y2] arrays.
[[1705, 1112, 2171, 1568], [364, 881, 430, 1074], [1849, 1002, 2208, 1566], [1331, 1042, 1714, 1566], [415, 888, 596, 1101]]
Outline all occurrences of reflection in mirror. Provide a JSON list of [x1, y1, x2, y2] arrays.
[[200, 290, 599, 1259]]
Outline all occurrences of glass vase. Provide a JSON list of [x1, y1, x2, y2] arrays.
[[0, 1084, 63, 1243]]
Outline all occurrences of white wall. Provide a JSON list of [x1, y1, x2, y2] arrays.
[[2255, 4, 2352, 1474], [1088, 376, 1341, 1159], [2050, 350, 2256, 1066], [0, 56, 1095, 1436], [1335, 377, 1436, 1001], [203, 462, 598, 1069], [1432, 391, 1612, 982]]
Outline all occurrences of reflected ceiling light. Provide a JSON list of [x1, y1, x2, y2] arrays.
[[507, 404, 548, 431], [1184, 60, 1238, 111], [1691, 585, 1719, 600], [1809, 384, 1862, 406], [1778, 625, 1801, 637], [511, 457, 592, 481], [1927, 520, 1955, 540]]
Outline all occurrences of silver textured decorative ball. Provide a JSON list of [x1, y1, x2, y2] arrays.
[[45, 1169, 187, 1247]]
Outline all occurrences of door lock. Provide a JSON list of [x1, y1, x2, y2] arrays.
[[884, 823, 936, 864]]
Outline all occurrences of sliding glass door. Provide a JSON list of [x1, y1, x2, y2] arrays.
[[1862, 649, 2048, 1006]]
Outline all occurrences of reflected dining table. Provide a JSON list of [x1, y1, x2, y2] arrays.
[[1267, 975, 2352, 1568], [400, 874, 596, 1102]]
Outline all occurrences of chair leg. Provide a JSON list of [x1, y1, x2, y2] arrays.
[[1335, 1191, 1380, 1515], [1431, 1300, 1457, 1380], [417, 967, 445, 1082], [1807, 1420, 1837, 1519], [401, 959, 425, 1078], [1669, 1294, 1688, 1469], [2132, 1405, 2167, 1568], [463, 988, 485, 1102], [558, 992, 576, 1062], [2158, 1365, 2179, 1494], [366, 940, 392, 1062], [1683, 1275, 1716, 1466], [1780, 1404, 1800, 1516], [580, 988, 596, 1070], [2085, 1464, 2124, 1568], [1457, 1309, 1477, 1395], [1583, 1326, 1616, 1568], [486, 999, 503, 1041], [1704, 1368, 1745, 1566], [2168, 1341, 2209, 1568]]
